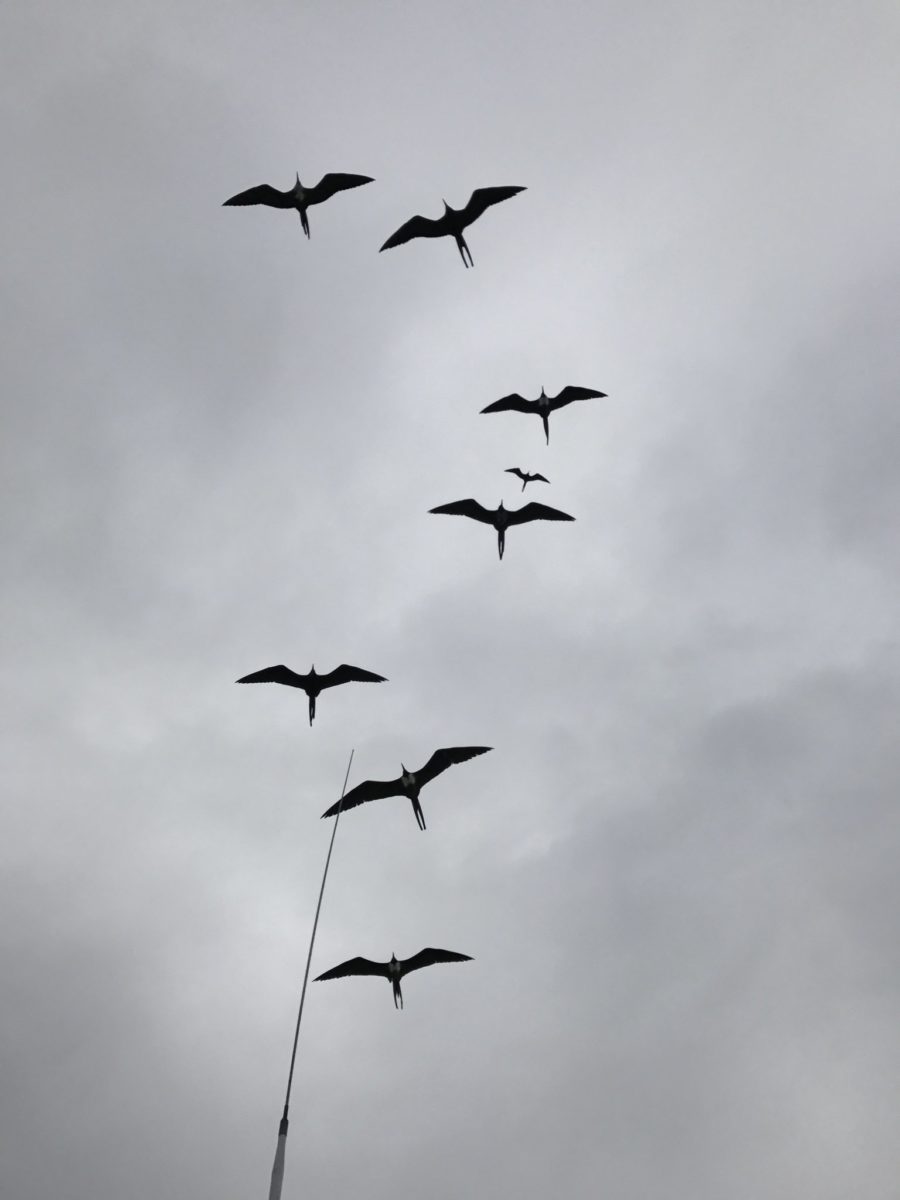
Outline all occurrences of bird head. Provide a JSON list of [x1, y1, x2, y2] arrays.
[[296, 172, 301, 184], [442, 199, 450, 211], [390, 953, 398, 965]]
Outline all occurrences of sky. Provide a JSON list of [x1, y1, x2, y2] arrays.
[[2, 1, 899, 1196]]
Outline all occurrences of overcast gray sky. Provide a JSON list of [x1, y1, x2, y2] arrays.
[[2, 1, 899, 1197]]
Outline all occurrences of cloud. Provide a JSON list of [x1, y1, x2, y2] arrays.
[[2, 2, 898, 1197]]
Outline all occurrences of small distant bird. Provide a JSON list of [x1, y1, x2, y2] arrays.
[[321, 746, 491, 830], [315, 948, 472, 1009], [222, 172, 374, 237], [235, 663, 386, 725], [430, 499, 574, 560], [380, 186, 525, 267], [482, 385, 607, 444], [506, 467, 550, 492]]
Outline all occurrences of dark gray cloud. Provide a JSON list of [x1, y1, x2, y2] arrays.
[[3, 2, 899, 1197]]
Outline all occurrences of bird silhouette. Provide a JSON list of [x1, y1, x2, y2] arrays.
[[235, 663, 386, 725], [315, 948, 472, 1009], [429, 499, 574, 559], [506, 467, 550, 492], [380, 186, 525, 267], [321, 746, 491, 830], [482, 385, 607, 444], [222, 172, 373, 237]]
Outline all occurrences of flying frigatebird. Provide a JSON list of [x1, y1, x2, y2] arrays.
[[482, 385, 608, 444], [235, 663, 386, 725], [429, 499, 574, 559], [315, 948, 472, 1009], [321, 746, 491, 830], [379, 186, 525, 267], [222, 171, 374, 237], [506, 467, 550, 492]]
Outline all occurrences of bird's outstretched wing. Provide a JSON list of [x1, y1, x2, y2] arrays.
[[399, 948, 473, 977], [429, 499, 495, 524], [315, 956, 388, 981], [482, 393, 537, 414], [415, 746, 492, 787], [235, 664, 304, 686], [223, 184, 294, 208], [317, 664, 387, 690], [306, 173, 374, 204], [320, 776, 403, 818], [505, 468, 550, 484], [506, 502, 575, 526], [459, 186, 526, 227], [548, 386, 608, 410], [380, 214, 445, 250]]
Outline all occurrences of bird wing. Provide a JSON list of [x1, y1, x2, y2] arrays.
[[415, 746, 492, 787], [315, 956, 388, 981], [548, 385, 608, 411], [459, 186, 526, 227], [380, 213, 444, 250], [530, 472, 550, 484], [317, 664, 388, 690], [399, 948, 473, 977], [429, 499, 496, 524], [481, 393, 537, 414], [505, 502, 575, 526], [235, 664, 303, 686], [222, 184, 294, 208], [505, 468, 527, 480], [306, 173, 374, 204], [320, 776, 403, 818]]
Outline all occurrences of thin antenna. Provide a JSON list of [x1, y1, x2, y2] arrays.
[[268, 748, 355, 1200]]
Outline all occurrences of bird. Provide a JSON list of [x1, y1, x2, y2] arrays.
[[315, 948, 472, 1009], [429, 499, 574, 560], [380, 186, 525, 267], [321, 746, 491, 830], [506, 467, 550, 492], [481, 385, 608, 444], [222, 172, 374, 237], [235, 663, 386, 725]]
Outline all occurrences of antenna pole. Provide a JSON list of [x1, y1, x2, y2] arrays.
[[268, 748, 354, 1200]]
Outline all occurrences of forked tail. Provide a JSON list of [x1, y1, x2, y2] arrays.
[[455, 234, 474, 268], [411, 796, 427, 831]]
